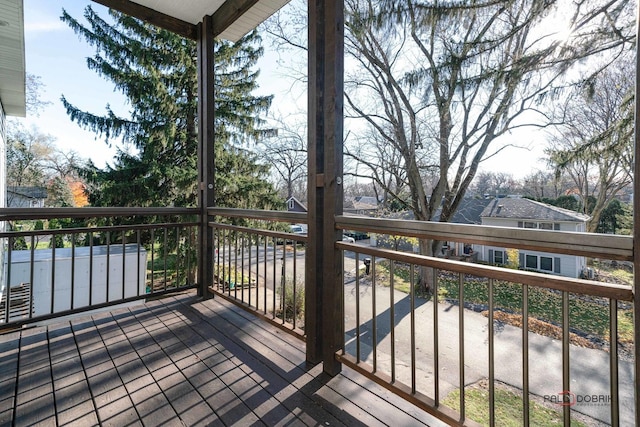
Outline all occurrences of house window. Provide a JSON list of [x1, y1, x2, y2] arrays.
[[540, 256, 553, 271], [521, 254, 561, 274], [288, 199, 294, 210], [525, 255, 537, 269], [493, 250, 504, 265], [518, 221, 561, 230]]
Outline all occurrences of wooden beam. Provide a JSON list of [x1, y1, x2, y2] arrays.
[[92, 0, 198, 39], [197, 16, 216, 298], [306, 0, 344, 375], [633, 4, 640, 423], [212, 0, 260, 38]]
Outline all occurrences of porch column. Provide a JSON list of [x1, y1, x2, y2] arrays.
[[197, 15, 215, 298], [633, 5, 640, 421], [306, 0, 345, 375]]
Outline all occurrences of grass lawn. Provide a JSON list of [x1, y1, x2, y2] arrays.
[[443, 383, 587, 427], [374, 260, 634, 346]]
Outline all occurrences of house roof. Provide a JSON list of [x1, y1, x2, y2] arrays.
[[345, 196, 378, 211], [0, 0, 26, 117], [286, 195, 307, 210], [481, 197, 590, 222], [433, 198, 492, 224], [93, 0, 291, 42], [7, 186, 48, 199]]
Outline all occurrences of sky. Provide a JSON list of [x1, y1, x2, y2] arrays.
[[16, 0, 548, 177]]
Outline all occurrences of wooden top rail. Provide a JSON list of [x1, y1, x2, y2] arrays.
[[0, 207, 199, 221], [208, 221, 308, 242], [336, 215, 634, 262], [338, 242, 634, 301], [208, 208, 307, 224]]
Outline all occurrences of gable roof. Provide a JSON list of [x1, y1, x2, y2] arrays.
[[481, 197, 589, 222], [94, 0, 291, 42], [433, 198, 492, 224], [7, 186, 48, 199], [345, 196, 378, 211]]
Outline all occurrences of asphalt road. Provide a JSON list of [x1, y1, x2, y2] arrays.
[[218, 242, 634, 425]]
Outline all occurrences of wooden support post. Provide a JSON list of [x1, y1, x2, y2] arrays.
[[306, 0, 344, 376], [633, 6, 640, 422], [197, 16, 215, 298]]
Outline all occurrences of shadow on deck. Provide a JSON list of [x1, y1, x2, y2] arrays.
[[0, 290, 444, 426]]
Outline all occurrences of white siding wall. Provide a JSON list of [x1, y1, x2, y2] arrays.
[[479, 217, 587, 278], [0, 101, 6, 294]]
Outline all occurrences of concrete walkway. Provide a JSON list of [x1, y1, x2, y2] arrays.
[[342, 280, 635, 426]]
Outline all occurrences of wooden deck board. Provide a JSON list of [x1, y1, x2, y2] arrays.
[[0, 290, 444, 426]]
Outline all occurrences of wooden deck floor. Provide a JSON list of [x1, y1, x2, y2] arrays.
[[0, 290, 445, 426]]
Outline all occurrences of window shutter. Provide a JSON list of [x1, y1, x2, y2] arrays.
[[518, 221, 523, 228], [519, 253, 524, 268], [554, 257, 561, 274], [489, 249, 494, 264], [554, 223, 560, 231]]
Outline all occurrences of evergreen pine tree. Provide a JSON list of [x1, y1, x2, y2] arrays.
[[61, 7, 280, 210]]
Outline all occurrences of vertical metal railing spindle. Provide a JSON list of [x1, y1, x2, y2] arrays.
[[562, 291, 570, 426], [234, 232, 238, 299], [523, 284, 530, 426], [241, 233, 246, 303], [263, 236, 267, 315], [121, 230, 126, 298], [458, 272, 465, 422], [433, 267, 440, 404], [227, 230, 233, 296], [292, 241, 297, 328], [355, 252, 361, 362], [150, 229, 155, 294], [609, 298, 620, 426], [29, 235, 35, 318], [106, 231, 111, 301], [488, 278, 495, 427], [5, 238, 12, 323], [272, 236, 276, 319], [163, 228, 168, 291], [175, 226, 181, 288], [51, 238, 56, 314], [390, 260, 396, 382], [136, 229, 141, 295], [410, 263, 416, 394], [89, 232, 94, 304], [281, 241, 286, 324], [71, 236, 76, 309], [372, 256, 377, 373]]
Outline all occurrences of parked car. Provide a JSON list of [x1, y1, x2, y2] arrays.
[[342, 235, 355, 244], [344, 230, 369, 240]]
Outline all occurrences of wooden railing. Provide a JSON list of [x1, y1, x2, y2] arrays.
[[0, 208, 199, 330], [208, 208, 636, 427]]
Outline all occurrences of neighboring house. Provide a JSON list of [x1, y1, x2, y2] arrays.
[[286, 196, 307, 213], [7, 186, 48, 208], [434, 198, 492, 258], [478, 197, 589, 278], [344, 196, 379, 216]]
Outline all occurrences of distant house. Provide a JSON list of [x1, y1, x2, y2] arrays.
[[344, 196, 379, 216], [286, 196, 307, 213], [7, 186, 48, 208], [435, 198, 492, 258], [477, 197, 589, 278]]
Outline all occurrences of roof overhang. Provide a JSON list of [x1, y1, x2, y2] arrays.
[[0, 0, 26, 117], [92, 0, 291, 42]]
